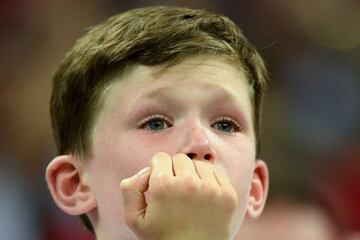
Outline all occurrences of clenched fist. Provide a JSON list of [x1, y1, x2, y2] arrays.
[[120, 152, 238, 240]]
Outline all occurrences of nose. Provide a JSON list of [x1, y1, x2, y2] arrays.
[[187, 152, 213, 161], [179, 122, 217, 162]]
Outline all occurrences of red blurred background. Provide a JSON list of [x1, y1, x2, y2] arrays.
[[0, 0, 359, 239]]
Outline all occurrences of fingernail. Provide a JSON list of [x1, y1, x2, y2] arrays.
[[136, 167, 150, 177]]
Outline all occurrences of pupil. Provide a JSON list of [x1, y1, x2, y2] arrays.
[[219, 122, 231, 132], [149, 120, 164, 130]]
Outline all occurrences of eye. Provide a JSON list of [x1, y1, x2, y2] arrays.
[[139, 115, 172, 131], [211, 117, 242, 133]]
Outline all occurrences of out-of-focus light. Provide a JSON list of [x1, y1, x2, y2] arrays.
[[292, 0, 360, 50]]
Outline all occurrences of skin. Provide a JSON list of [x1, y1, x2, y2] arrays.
[[46, 56, 268, 240]]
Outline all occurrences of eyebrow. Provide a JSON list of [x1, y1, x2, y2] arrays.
[[140, 83, 242, 103]]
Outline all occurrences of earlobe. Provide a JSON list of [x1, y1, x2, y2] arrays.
[[246, 159, 269, 219], [45, 155, 97, 216]]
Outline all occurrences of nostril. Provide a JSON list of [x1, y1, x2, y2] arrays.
[[187, 153, 196, 159], [204, 154, 211, 160]]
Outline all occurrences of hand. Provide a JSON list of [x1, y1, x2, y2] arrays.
[[120, 152, 238, 240]]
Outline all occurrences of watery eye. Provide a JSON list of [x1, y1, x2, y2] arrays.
[[140, 115, 172, 131], [212, 118, 241, 133], [147, 119, 167, 130]]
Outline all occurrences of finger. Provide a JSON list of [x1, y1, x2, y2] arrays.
[[213, 166, 232, 187], [120, 167, 151, 223], [172, 154, 197, 177], [150, 152, 173, 177], [193, 160, 218, 185]]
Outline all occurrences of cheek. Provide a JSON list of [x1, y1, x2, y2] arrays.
[[222, 158, 253, 198], [95, 130, 179, 178], [119, 130, 180, 163], [215, 137, 255, 196], [214, 138, 255, 231]]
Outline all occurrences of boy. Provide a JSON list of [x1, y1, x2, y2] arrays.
[[46, 6, 269, 240]]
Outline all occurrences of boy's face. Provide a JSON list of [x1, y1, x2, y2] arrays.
[[85, 56, 261, 239]]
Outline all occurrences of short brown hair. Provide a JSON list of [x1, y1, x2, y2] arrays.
[[50, 5, 268, 232]]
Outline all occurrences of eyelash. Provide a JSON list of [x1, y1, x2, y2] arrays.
[[210, 117, 242, 132], [138, 114, 173, 129], [139, 115, 242, 133]]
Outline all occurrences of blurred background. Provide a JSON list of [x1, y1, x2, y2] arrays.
[[0, 0, 359, 239]]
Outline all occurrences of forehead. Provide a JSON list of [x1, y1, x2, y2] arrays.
[[110, 56, 253, 99]]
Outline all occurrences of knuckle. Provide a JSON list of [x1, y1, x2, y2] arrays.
[[183, 174, 200, 190], [151, 152, 170, 166], [201, 182, 219, 199], [149, 173, 174, 199], [178, 174, 200, 196], [159, 173, 173, 189]]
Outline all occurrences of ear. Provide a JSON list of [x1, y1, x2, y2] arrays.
[[45, 155, 97, 216], [246, 159, 269, 219]]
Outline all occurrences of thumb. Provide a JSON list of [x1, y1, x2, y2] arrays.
[[120, 167, 151, 225]]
